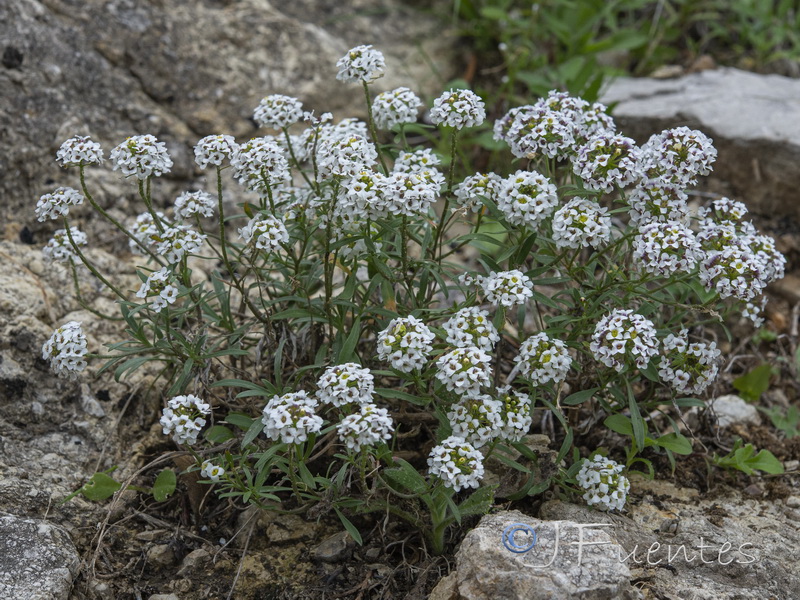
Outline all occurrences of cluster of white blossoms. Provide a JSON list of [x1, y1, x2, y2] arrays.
[[514, 333, 572, 385], [372, 87, 422, 130], [153, 225, 206, 263], [447, 396, 504, 448], [262, 391, 324, 444], [443, 307, 500, 352], [380, 171, 440, 217], [627, 181, 689, 225], [573, 133, 642, 193], [633, 221, 701, 277], [318, 134, 378, 180], [336, 403, 394, 452], [427, 436, 485, 492], [576, 455, 630, 512], [43, 226, 87, 264], [56, 135, 104, 167], [377, 316, 435, 372], [128, 211, 169, 254], [231, 137, 290, 191], [253, 94, 304, 129], [316, 363, 375, 407], [336, 169, 387, 224], [336, 44, 385, 83], [454, 172, 501, 213], [639, 127, 717, 187], [658, 329, 721, 395], [497, 170, 558, 228], [173, 191, 215, 220], [160, 394, 211, 446], [496, 387, 532, 442], [200, 460, 226, 482], [429, 89, 486, 130], [36, 187, 84, 222], [42, 321, 88, 379], [393, 148, 441, 173], [480, 270, 534, 308], [699, 196, 748, 223], [110, 134, 173, 179], [238, 214, 289, 252], [590, 309, 659, 372], [551, 197, 612, 249], [136, 267, 179, 313], [435, 347, 493, 397], [194, 134, 239, 169]]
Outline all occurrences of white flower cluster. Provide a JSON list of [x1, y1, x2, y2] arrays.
[[658, 329, 721, 395], [43, 227, 87, 264], [393, 148, 441, 173], [254, 94, 304, 129], [633, 221, 701, 277], [627, 181, 689, 225], [497, 170, 558, 228], [429, 89, 486, 130], [573, 133, 641, 193], [742, 297, 767, 327], [454, 172, 501, 213], [698, 244, 765, 302], [261, 391, 324, 444], [698, 196, 748, 223], [194, 134, 239, 168], [372, 87, 422, 130], [496, 387, 532, 442], [231, 137, 290, 191], [289, 116, 367, 163], [56, 135, 104, 167], [337, 170, 387, 224], [427, 436, 485, 492], [36, 187, 84, 222], [110, 134, 173, 179], [153, 225, 206, 263], [447, 396, 504, 448], [316, 363, 375, 407], [443, 307, 499, 352], [42, 321, 88, 379], [201, 460, 225, 482], [640, 127, 717, 187], [377, 315, 435, 372], [336, 403, 394, 452], [174, 191, 215, 220], [590, 310, 659, 372], [480, 270, 534, 308], [380, 171, 440, 217], [551, 198, 612, 249], [136, 267, 179, 313], [239, 214, 289, 252], [435, 347, 493, 397], [576, 455, 630, 511], [318, 134, 378, 179], [129, 211, 169, 254], [160, 394, 211, 446], [514, 333, 572, 385], [336, 44, 386, 83]]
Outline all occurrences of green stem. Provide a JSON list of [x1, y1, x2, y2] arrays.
[[363, 81, 389, 175], [63, 218, 126, 300]]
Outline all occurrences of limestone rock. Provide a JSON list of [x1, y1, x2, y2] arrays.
[[709, 394, 761, 428], [600, 67, 800, 221]]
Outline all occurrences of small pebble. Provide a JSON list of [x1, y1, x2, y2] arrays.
[[311, 531, 352, 563], [146, 544, 175, 567], [786, 496, 800, 509]]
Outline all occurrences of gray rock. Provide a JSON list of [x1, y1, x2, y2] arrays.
[[177, 547, 212, 576], [0, 513, 80, 600], [147, 595, 180, 600], [311, 530, 353, 563], [146, 543, 176, 567], [600, 67, 800, 220], [709, 394, 761, 428]]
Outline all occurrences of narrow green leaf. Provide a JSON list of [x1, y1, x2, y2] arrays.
[[654, 433, 692, 455], [563, 387, 599, 406], [241, 418, 264, 448]]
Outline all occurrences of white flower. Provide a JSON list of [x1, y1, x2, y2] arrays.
[[372, 87, 422, 129], [317, 134, 377, 180], [201, 461, 225, 482], [152, 225, 206, 263], [443, 307, 500, 352], [238, 214, 289, 252], [639, 127, 717, 187], [576, 454, 630, 511], [231, 137, 290, 192], [632, 221, 701, 277], [454, 172, 501, 213], [435, 347, 493, 397], [336, 44, 385, 83], [514, 333, 572, 385], [590, 309, 659, 372], [174, 191, 215, 220], [551, 198, 612, 249], [447, 395, 504, 448], [429, 89, 486, 130], [317, 363, 375, 407], [254, 94, 304, 129], [480, 270, 534, 308], [336, 403, 394, 452], [261, 391, 324, 444], [697, 196, 748, 224], [377, 315, 435, 373], [337, 170, 388, 223], [194, 134, 239, 169], [43, 227, 87, 264], [743, 297, 767, 328], [42, 321, 88, 379], [128, 211, 170, 254], [379, 171, 440, 217], [742, 233, 786, 284], [497, 170, 558, 228], [496, 387, 532, 442], [658, 329, 720, 395], [160, 395, 211, 446], [573, 133, 642, 193], [393, 148, 441, 173], [56, 135, 104, 167], [36, 187, 84, 222], [136, 267, 179, 313], [427, 436, 484, 492], [627, 181, 689, 225], [698, 243, 766, 302], [110, 134, 173, 179]]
